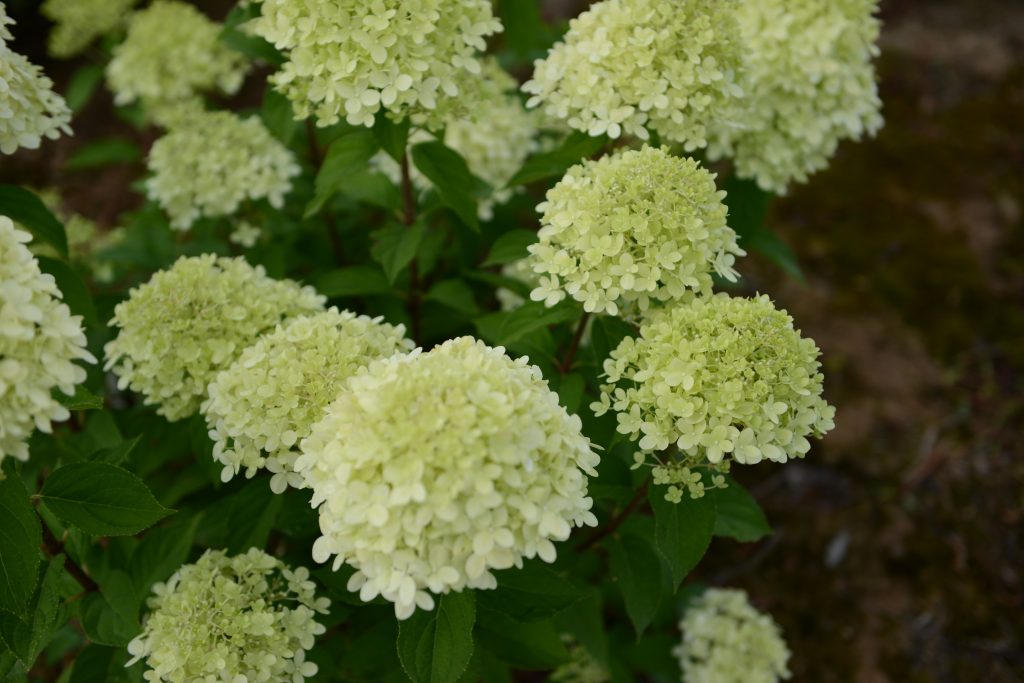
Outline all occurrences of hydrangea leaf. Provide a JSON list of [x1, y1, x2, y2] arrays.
[[397, 591, 476, 683], [609, 532, 663, 638], [477, 561, 586, 623], [476, 608, 570, 670], [507, 132, 607, 187], [0, 555, 65, 667], [649, 484, 717, 589], [411, 141, 487, 232], [481, 230, 537, 267], [0, 471, 42, 616], [0, 186, 67, 258], [712, 478, 772, 543]]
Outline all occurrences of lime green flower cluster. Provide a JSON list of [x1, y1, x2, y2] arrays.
[[527, 146, 743, 317], [106, 1, 247, 126], [145, 110, 300, 230], [549, 639, 609, 683], [127, 548, 330, 683], [0, 4, 71, 154], [41, 0, 138, 58], [252, 0, 501, 128], [707, 0, 883, 193], [0, 216, 95, 470], [592, 294, 834, 501], [523, 0, 742, 150], [674, 589, 791, 683], [203, 308, 413, 493], [104, 255, 325, 422], [296, 337, 599, 620]]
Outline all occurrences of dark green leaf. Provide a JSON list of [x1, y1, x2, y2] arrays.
[[343, 171, 403, 210], [64, 65, 104, 113], [508, 132, 607, 186], [743, 228, 804, 282], [59, 386, 104, 411], [373, 116, 411, 163], [80, 593, 137, 647], [609, 533, 662, 638], [307, 130, 380, 217], [553, 589, 609, 668], [478, 561, 585, 622], [129, 516, 200, 601], [481, 230, 536, 267], [0, 555, 65, 667], [226, 478, 282, 554], [219, 9, 284, 66], [0, 185, 67, 257], [66, 139, 141, 171], [723, 176, 804, 282], [36, 256, 97, 324], [69, 645, 129, 683], [712, 478, 771, 543], [261, 89, 299, 145], [0, 472, 42, 616], [474, 300, 578, 347], [649, 485, 716, 589], [588, 315, 636, 369], [498, 0, 552, 60], [411, 141, 485, 231], [397, 592, 476, 683], [39, 463, 173, 537], [372, 223, 426, 284], [476, 609, 569, 670], [313, 266, 392, 298], [98, 570, 139, 626], [425, 279, 478, 315]]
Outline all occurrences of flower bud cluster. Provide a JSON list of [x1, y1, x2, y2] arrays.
[[104, 255, 324, 422], [296, 337, 600, 619], [41, 0, 138, 58]]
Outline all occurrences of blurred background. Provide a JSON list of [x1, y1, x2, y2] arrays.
[[2, 1, 1021, 681]]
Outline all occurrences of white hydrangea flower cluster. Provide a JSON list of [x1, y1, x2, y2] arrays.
[[104, 255, 325, 422], [252, 0, 502, 128], [674, 589, 791, 683], [296, 337, 600, 620], [0, 216, 95, 469], [203, 308, 413, 493], [145, 110, 300, 230], [0, 5, 72, 154], [527, 146, 744, 317], [707, 0, 883, 193], [127, 548, 330, 683], [592, 294, 835, 501], [372, 61, 539, 220], [106, 1, 247, 126], [41, 0, 138, 58], [523, 0, 742, 149]]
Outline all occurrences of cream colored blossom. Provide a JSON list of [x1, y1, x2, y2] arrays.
[[296, 337, 599, 620], [0, 216, 95, 469], [104, 255, 324, 422], [106, 1, 247, 125], [252, 0, 502, 128], [674, 589, 791, 683], [707, 0, 883, 193], [41, 0, 138, 58], [592, 294, 834, 500], [0, 8, 72, 154], [127, 548, 330, 683], [524, 0, 742, 150], [229, 221, 261, 248], [203, 308, 413, 493], [145, 109, 300, 230], [527, 146, 743, 317]]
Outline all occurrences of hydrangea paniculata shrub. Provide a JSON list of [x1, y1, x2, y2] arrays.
[[296, 337, 600, 619]]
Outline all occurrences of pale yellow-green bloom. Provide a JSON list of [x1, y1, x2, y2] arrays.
[[674, 589, 791, 683], [549, 638, 609, 683], [203, 308, 413, 493], [104, 255, 325, 422], [296, 337, 600, 620], [41, 0, 138, 58], [229, 220, 261, 248], [707, 0, 883, 193], [0, 216, 95, 469], [252, 0, 502, 128], [0, 6, 72, 154], [106, 1, 247, 126], [145, 109, 300, 230], [127, 548, 330, 683], [592, 294, 834, 500], [527, 146, 744, 317], [524, 0, 742, 150]]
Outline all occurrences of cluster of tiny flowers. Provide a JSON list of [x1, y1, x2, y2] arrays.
[[146, 110, 300, 230], [592, 294, 835, 500], [203, 308, 413, 493], [106, 1, 247, 126], [706, 0, 883, 193], [252, 0, 501, 128], [373, 61, 538, 219], [0, 217, 95, 469], [527, 146, 744, 317], [549, 638, 609, 683], [0, 4, 71, 154], [41, 0, 138, 58], [105, 255, 324, 422], [523, 0, 742, 149], [229, 221, 261, 248], [674, 589, 791, 683], [295, 337, 599, 619], [127, 549, 330, 683]]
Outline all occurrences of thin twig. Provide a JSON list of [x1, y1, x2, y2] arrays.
[[575, 479, 650, 553], [400, 152, 423, 345], [559, 312, 591, 374], [40, 522, 99, 593]]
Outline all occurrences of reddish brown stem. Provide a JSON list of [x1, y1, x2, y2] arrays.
[[40, 522, 99, 593], [575, 479, 650, 553], [559, 312, 591, 374]]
